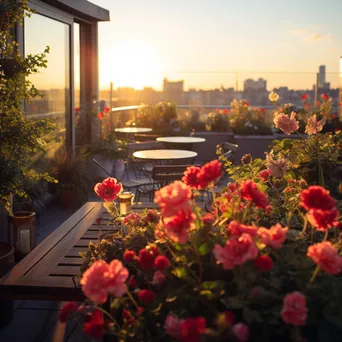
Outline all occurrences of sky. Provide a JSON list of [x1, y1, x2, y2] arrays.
[[90, 0, 342, 90]]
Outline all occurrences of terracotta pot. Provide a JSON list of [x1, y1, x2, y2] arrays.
[[0, 243, 15, 327]]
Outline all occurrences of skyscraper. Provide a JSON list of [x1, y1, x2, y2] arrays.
[[319, 65, 326, 88]]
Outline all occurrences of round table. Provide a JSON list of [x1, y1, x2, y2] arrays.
[[133, 149, 197, 160], [156, 136, 206, 144], [115, 127, 152, 134]]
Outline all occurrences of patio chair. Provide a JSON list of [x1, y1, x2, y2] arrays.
[[217, 142, 239, 163], [92, 158, 153, 197], [136, 164, 194, 202]]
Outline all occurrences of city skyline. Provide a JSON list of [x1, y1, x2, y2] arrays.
[[90, 0, 342, 90]]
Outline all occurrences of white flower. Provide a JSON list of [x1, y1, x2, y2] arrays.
[[269, 91, 279, 102]]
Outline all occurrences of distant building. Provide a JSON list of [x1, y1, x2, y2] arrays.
[[319, 65, 326, 88], [163, 78, 184, 103], [243, 78, 267, 91]]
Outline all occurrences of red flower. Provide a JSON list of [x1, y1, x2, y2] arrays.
[[154, 255, 170, 271], [321, 93, 329, 100], [232, 323, 249, 342], [123, 249, 136, 262], [224, 311, 235, 327], [83, 310, 104, 340], [198, 160, 222, 187], [254, 255, 273, 272], [300, 186, 336, 211], [59, 301, 77, 323], [104, 107, 110, 113], [129, 275, 137, 288], [281, 292, 307, 326], [244, 101, 249, 107], [307, 241, 342, 274], [182, 166, 203, 189], [74, 107, 80, 112], [260, 108, 266, 113], [307, 208, 339, 231], [94, 177, 123, 202], [301, 94, 309, 101], [98, 112, 104, 119], [258, 169, 272, 182], [227, 221, 258, 237], [332, 114, 337, 119], [223, 108, 229, 114], [138, 248, 155, 271], [137, 307, 144, 315], [122, 309, 135, 326], [138, 289, 156, 304], [304, 103, 311, 109], [180, 317, 206, 342], [240, 180, 270, 209], [202, 213, 215, 225]]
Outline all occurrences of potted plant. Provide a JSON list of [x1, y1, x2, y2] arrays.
[[49, 147, 91, 209]]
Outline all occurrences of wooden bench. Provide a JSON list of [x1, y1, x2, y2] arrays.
[[0, 202, 158, 301]]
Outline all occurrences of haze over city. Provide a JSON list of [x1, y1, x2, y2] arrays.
[[90, 0, 342, 91]]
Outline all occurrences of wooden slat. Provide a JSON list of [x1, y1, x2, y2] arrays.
[[64, 249, 86, 257], [26, 203, 103, 278], [0, 202, 101, 286], [74, 239, 97, 247], [49, 266, 80, 276], [59, 257, 84, 266]]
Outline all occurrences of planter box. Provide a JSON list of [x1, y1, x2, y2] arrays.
[[193, 131, 234, 162], [234, 135, 275, 163], [274, 133, 303, 140]]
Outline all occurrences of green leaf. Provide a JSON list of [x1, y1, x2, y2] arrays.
[[199, 242, 211, 256], [242, 307, 263, 323], [172, 267, 188, 279]]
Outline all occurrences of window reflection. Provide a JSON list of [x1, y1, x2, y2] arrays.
[[25, 13, 70, 156]]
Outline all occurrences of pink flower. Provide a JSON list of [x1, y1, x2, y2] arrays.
[[266, 151, 290, 178], [306, 208, 339, 231], [123, 212, 141, 226], [162, 208, 196, 244], [266, 224, 288, 249], [80, 260, 111, 304], [202, 213, 215, 225], [321, 93, 329, 100], [301, 94, 309, 101], [106, 260, 129, 297], [165, 313, 184, 339], [307, 242, 342, 274], [213, 233, 258, 270], [154, 181, 192, 216], [151, 271, 166, 286], [80, 260, 129, 304], [240, 180, 270, 209], [274, 111, 299, 135], [94, 177, 123, 202], [281, 292, 307, 326], [305, 114, 327, 135], [138, 289, 156, 305], [258, 169, 272, 182], [227, 220, 258, 237], [232, 323, 249, 342], [123, 249, 136, 262]]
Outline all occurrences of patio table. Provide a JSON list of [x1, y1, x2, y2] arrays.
[[133, 149, 197, 160], [114, 127, 152, 134], [156, 136, 206, 151], [0, 202, 158, 301]]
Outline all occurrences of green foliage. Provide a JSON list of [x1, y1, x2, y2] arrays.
[[0, 0, 55, 212], [205, 110, 230, 132]]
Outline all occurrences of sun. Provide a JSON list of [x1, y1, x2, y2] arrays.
[[99, 42, 162, 90]]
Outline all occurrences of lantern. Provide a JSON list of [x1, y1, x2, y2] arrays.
[[8, 211, 36, 258]]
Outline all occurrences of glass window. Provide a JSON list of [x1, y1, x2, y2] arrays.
[[25, 13, 70, 157], [74, 23, 80, 110]]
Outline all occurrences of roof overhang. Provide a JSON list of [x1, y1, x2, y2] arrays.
[[41, 0, 110, 21]]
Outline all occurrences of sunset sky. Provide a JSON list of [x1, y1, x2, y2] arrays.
[[90, 0, 342, 90]]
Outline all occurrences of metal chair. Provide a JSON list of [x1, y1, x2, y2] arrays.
[[92, 158, 153, 197], [136, 164, 194, 202]]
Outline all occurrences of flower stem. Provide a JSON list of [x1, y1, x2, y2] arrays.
[[126, 290, 138, 309], [308, 265, 320, 287], [95, 306, 120, 327], [323, 229, 329, 242]]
